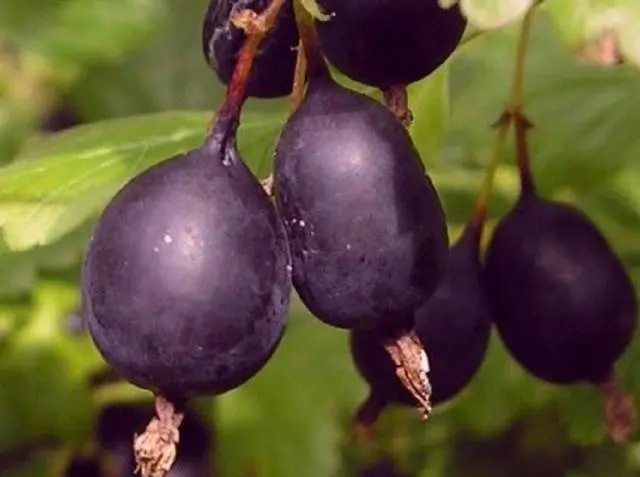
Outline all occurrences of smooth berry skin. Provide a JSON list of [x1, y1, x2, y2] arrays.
[[351, 226, 492, 407], [484, 194, 637, 385], [314, 0, 466, 88], [274, 75, 448, 331], [82, 141, 292, 401]]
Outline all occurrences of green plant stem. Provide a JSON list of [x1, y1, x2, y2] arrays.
[[293, 0, 329, 80], [290, 0, 314, 112], [290, 37, 307, 112], [468, 6, 536, 232], [468, 112, 511, 232]]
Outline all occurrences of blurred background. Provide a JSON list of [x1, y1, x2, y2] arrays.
[[1, 0, 640, 476]]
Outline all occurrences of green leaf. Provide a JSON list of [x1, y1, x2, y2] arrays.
[[0, 112, 205, 251], [459, 0, 534, 30], [298, 0, 331, 21], [557, 385, 607, 446], [66, 0, 226, 119], [25, 0, 165, 69], [0, 224, 90, 300], [214, 299, 365, 477], [445, 16, 640, 196], [1, 449, 59, 477], [409, 66, 450, 168], [447, 333, 557, 437], [0, 109, 286, 252], [0, 281, 100, 453]]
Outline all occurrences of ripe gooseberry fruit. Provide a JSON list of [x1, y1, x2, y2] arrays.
[[82, 95, 292, 475], [202, 0, 299, 98], [273, 33, 448, 417], [273, 44, 448, 333], [484, 115, 638, 444], [313, 0, 466, 89], [350, 208, 492, 429], [83, 134, 291, 401]]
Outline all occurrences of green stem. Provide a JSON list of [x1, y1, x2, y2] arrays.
[[293, 0, 329, 80], [466, 6, 537, 238]]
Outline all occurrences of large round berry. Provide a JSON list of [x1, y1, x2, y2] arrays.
[[82, 142, 292, 400], [273, 73, 448, 331]]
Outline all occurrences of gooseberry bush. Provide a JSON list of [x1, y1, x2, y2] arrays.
[[2, 1, 640, 477]]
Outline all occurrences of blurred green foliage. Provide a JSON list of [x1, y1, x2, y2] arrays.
[[2, 1, 640, 477]]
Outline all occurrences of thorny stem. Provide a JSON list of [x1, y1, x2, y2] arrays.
[[382, 85, 413, 128], [597, 372, 637, 444], [206, 0, 288, 139]]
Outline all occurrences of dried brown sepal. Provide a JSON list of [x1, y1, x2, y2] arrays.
[[133, 395, 184, 477], [597, 372, 637, 445], [579, 31, 623, 66], [383, 331, 432, 419], [260, 174, 274, 197], [230, 9, 266, 34], [382, 85, 413, 129]]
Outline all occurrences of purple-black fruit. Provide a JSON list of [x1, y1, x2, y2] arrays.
[[350, 220, 492, 423], [314, 0, 466, 88], [484, 174, 636, 385], [202, 0, 299, 98], [484, 117, 638, 443], [273, 52, 448, 332], [82, 117, 291, 401], [413, 221, 492, 401]]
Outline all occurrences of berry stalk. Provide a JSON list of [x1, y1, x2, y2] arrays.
[[382, 86, 413, 129], [207, 0, 288, 140], [290, 37, 308, 112], [294, 0, 330, 80], [506, 5, 536, 197], [468, 5, 536, 237], [290, 0, 312, 111], [465, 112, 510, 243]]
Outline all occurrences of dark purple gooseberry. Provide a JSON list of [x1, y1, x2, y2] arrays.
[[314, 0, 466, 88], [273, 71, 448, 332], [350, 223, 492, 412], [82, 129, 292, 401]]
